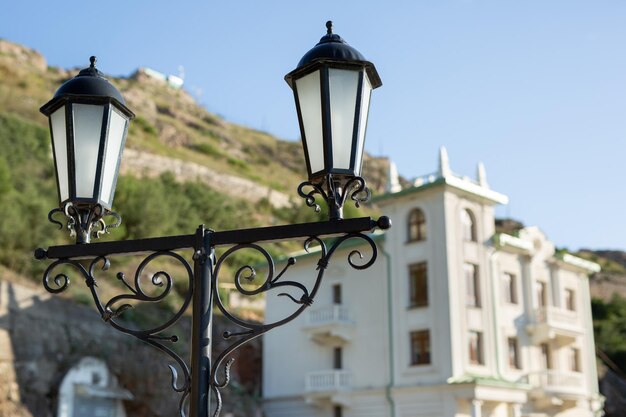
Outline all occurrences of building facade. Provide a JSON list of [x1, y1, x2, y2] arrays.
[[263, 149, 603, 417]]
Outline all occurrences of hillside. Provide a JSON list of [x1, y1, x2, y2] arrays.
[[0, 39, 391, 201]]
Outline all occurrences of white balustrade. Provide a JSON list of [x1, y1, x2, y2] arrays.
[[305, 370, 352, 392], [528, 370, 584, 390], [306, 305, 353, 326], [534, 307, 579, 326]]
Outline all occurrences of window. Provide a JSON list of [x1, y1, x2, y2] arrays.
[[535, 281, 548, 308], [333, 347, 342, 369], [540, 343, 552, 369], [408, 208, 426, 242], [468, 331, 484, 365], [502, 273, 518, 304], [333, 406, 343, 417], [410, 330, 431, 365], [461, 209, 477, 242], [332, 284, 342, 304], [508, 337, 521, 369], [569, 347, 581, 372], [565, 289, 576, 311], [465, 263, 481, 307], [409, 262, 428, 307]]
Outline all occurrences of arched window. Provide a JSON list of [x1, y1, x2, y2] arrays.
[[408, 208, 426, 242], [461, 209, 477, 242]]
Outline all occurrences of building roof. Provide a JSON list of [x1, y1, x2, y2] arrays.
[[375, 173, 509, 206], [556, 252, 602, 273], [376, 146, 509, 206], [495, 231, 601, 273]]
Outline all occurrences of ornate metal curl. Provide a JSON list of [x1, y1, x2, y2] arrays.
[[297, 174, 371, 216], [48, 202, 121, 244], [41, 251, 194, 416], [208, 232, 378, 416], [40, 221, 383, 417]]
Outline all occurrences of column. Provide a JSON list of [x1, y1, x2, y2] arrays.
[[471, 399, 483, 417], [510, 403, 522, 417]]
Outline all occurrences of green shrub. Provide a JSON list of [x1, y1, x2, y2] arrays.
[[134, 116, 158, 136], [227, 157, 249, 171], [592, 294, 626, 372], [192, 142, 222, 158], [0, 112, 59, 275]]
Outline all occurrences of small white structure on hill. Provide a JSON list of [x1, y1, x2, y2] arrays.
[[263, 148, 603, 417], [139, 67, 184, 89]]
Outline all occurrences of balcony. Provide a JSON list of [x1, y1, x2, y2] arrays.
[[304, 370, 352, 407], [528, 371, 586, 408], [302, 305, 355, 345], [526, 307, 583, 345]]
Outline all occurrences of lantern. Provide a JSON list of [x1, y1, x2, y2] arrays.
[[285, 21, 381, 184], [40, 56, 134, 242]]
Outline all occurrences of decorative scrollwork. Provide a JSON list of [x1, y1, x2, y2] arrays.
[[39, 222, 384, 417], [41, 251, 194, 414], [47, 202, 122, 244], [42, 258, 85, 294], [93, 211, 122, 239], [208, 232, 377, 415], [298, 174, 371, 217]]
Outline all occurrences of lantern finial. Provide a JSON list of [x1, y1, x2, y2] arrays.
[[326, 21, 333, 35], [89, 56, 97, 68]]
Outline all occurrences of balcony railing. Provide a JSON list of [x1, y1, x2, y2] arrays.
[[528, 370, 586, 399], [305, 370, 352, 393], [303, 305, 355, 344], [306, 305, 353, 326], [527, 307, 582, 344], [529, 370, 583, 388], [534, 307, 579, 327]]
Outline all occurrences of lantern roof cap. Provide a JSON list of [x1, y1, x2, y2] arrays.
[[285, 21, 382, 89], [41, 56, 130, 116], [56, 56, 126, 104]]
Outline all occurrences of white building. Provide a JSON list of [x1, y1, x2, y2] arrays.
[[263, 148, 603, 417], [57, 357, 132, 417]]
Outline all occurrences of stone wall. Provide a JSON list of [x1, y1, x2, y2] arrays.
[[0, 279, 262, 417], [120, 149, 292, 209], [590, 272, 626, 301]]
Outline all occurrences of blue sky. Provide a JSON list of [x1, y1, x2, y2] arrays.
[[2, 1, 625, 251]]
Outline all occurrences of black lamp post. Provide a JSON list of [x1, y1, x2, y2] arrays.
[[35, 22, 390, 417]]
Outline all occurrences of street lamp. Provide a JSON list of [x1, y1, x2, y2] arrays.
[[34, 22, 390, 417], [286, 21, 382, 220], [40, 56, 135, 244]]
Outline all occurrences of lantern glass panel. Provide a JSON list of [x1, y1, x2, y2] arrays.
[[354, 74, 372, 176], [295, 70, 325, 174], [50, 106, 69, 202], [72, 103, 105, 199], [328, 68, 359, 171], [100, 108, 128, 206]]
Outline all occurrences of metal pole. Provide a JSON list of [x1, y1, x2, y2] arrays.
[[189, 225, 213, 417]]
